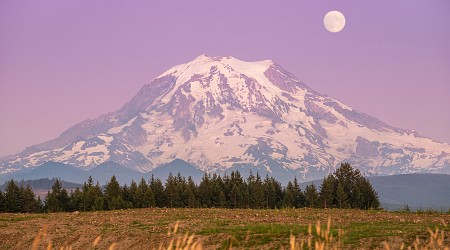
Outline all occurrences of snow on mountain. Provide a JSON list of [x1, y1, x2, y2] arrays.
[[2, 55, 450, 180]]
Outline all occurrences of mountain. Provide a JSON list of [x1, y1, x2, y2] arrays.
[[88, 161, 144, 185], [1, 55, 450, 181], [149, 159, 205, 183], [0, 162, 86, 184]]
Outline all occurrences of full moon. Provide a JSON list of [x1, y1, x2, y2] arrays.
[[324, 10, 346, 33]]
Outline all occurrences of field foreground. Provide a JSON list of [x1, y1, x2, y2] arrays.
[[0, 208, 449, 249]]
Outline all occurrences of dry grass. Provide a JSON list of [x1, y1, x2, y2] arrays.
[[2, 208, 450, 249], [30, 218, 449, 250]]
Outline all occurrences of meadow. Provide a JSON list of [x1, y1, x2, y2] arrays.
[[0, 208, 449, 249]]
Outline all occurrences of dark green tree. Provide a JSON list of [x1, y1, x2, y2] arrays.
[[45, 179, 70, 212], [319, 175, 335, 208], [292, 177, 305, 208], [247, 172, 265, 208], [150, 175, 165, 207], [185, 176, 198, 208], [164, 173, 180, 207], [330, 163, 380, 209], [5, 180, 22, 212], [22, 184, 39, 213], [105, 175, 124, 210], [263, 175, 283, 209], [335, 182, 348, 209], [0, 191, 6, 212], [283, 181, 294, 208], [69, 187, 83, 211], [304, 183, 319, 208], [128, 180, 139, 208], [197, 173, 212, 207]]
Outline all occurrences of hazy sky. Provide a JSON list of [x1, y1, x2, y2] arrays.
[[1, 1, 449, 157]]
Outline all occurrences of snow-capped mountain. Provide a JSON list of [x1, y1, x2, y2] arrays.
[[2, 55, 450, 180]]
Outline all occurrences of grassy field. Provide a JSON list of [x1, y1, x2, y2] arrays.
[[0, 208, 449, 249]]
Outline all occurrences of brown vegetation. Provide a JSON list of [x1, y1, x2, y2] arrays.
[[0, 208, 449, 249]]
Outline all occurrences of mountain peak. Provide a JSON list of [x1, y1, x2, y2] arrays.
[[2, 55, 450, 180]]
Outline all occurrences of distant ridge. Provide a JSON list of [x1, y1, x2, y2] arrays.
[[0, 160, 204, 185]]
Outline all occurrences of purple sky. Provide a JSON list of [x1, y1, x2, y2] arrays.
[[1, 1, 449, 157]]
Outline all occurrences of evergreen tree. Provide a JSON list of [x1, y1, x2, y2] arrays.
[[229, 184, 241, 208], [136, 177, 154, 208], [22, 184, 39, 213], [150, 175, 165, 207], [319, 175, 335, 208], [128, 180, 139, 208], [356, 177, 380, 209], [330, 163, 380, 209], [335, 182, 348, 209], [186, 176, 198, 208], [81, 176, 94, 211], [247, 172, 265, 208], [69, 187, 83, 211], [283, 181, 294, 208], [228, 171, 246, 208], [165, 173, 180, 207], [5, 180, 22, 212], [197, 173, 212, 207], [105, 175, 124, 210], [121, 184, 132, 208], [304, 183, 319, 208], [176, 173, 188, 207], [81, 177, 104, 211], [45, 179, 69, 212], [292, 177, 305, 208], [263, 175, 283, 209], [0, 191, 6, 212]]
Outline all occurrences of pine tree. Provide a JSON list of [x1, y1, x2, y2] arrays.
[[150, 175, 165, 207], [0, 191, 6, 212], [45, 179, 69, 212], [92, 181, 104, 211], [247, 172, 265, 208], [319, 175, 335, 208], [81, 176, 94, 211], [81, 177, 104, 211], [304, 183, 319, 208], [329, 163, 380, 209], [292, 177, 305, 208], [5, 180, 22, 212], [186, 176, 198, 208], [197, 173, 212, 207], [128, 180, 139, 208], [22, 184, 39, 213], [69, 187, 83, 211], [165, 173, 180, 207], [136, 177, 154, 208], [229, 184, 241, 208], [176, 173, 188, 207], [283, 181, 294, 208], [263, 175, 283, 209], [356, 177, 380, 209], [105, 175, 123, 210], [335, 182, 348, 209]]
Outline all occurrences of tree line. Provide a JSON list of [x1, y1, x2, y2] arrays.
[[0, 163, 379, 213]]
